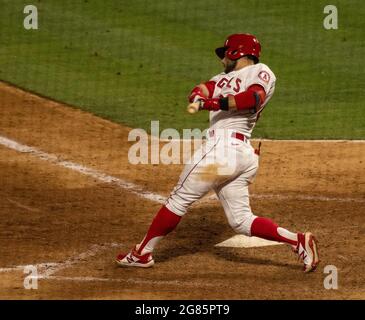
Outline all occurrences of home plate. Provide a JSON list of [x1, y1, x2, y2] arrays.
[[215, 235, 283, 248]]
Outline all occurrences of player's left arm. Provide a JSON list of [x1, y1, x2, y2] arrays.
[[200, 84, 266, 112]]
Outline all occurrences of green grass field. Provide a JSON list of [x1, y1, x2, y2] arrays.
[[0, 0, 364, 139]]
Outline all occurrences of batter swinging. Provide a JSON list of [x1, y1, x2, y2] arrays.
[[116, 34, 320, 272]]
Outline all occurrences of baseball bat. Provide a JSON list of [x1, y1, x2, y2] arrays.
[[187, 102, 200, 114]]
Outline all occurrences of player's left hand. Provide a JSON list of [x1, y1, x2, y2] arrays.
[[199, 98, 221, 111]]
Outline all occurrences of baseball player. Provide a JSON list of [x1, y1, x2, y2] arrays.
[[116, 34, 320, 272]]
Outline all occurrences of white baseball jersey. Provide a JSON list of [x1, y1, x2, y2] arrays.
[[209, 63, 276, 138]]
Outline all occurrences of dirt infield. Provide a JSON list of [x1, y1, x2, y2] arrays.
[[0, 81, 364, 299]]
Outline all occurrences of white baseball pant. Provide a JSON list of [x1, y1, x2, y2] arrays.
[[165, 129, 259, 236]]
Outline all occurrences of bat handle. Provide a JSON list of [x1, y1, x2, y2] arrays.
[[187, 101, 202, 114]]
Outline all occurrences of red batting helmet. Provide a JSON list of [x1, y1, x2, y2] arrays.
[[215, 33, 261, 63]]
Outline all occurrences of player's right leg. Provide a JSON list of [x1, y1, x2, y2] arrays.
[[116, 139, 222, 267]]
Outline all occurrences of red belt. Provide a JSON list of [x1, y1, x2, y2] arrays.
[[231, 132, 247, 142]]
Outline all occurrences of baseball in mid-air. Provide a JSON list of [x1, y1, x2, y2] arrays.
[[187, 102, 200, 114]]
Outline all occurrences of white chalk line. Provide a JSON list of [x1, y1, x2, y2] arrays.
[[0, 263, 59, 274], [160, 138, 365, 143], [1, 135, 363, 204], [7, 198, 41, 213], [0, 135, 165, 204], [0, 243, 121, 277], [205, 193, 365, 203], [251, 193, 365, 203], [0, 243, 216, 289], [37, 243, 121, 279], [46, 275, 217, 288], [253, 139, 365, 143]]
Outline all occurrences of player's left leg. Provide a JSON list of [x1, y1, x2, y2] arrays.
[[215, 174, 320, 272]]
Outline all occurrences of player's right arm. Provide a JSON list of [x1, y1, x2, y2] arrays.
[[188, 81, 216, 103]]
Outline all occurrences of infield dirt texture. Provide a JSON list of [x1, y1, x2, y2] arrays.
[[0, 0, 364, 300], [0, 82, 364, 299]]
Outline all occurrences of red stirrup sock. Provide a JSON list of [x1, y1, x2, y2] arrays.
[[136, 206, 182, 255], [250, 217, 298, 246]]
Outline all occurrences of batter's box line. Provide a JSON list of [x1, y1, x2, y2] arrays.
[[0, 263, 59, 274], [0, 243, 123, 277], [0, 244, 219, 289], [204, 193, 365, 203]]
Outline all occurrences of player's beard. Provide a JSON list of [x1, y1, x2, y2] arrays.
[[224, 59, 237, 74]]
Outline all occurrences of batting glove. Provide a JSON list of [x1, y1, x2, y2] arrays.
[[200, 97, 229, 111], [188, 86, 206, 103]]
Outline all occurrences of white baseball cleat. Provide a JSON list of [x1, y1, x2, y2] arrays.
[[294, 232, 320, 272], [116, 246, 154, 268]]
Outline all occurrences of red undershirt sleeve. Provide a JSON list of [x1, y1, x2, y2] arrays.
[[204, 81, 216, 98], [233, 84, 266, 111]]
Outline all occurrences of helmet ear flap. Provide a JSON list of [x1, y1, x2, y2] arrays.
[[215, 46, 227, 59], [252, 56, 259, 64]]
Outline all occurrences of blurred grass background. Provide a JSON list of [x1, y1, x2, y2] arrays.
[[0, 0, 364, 139]]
